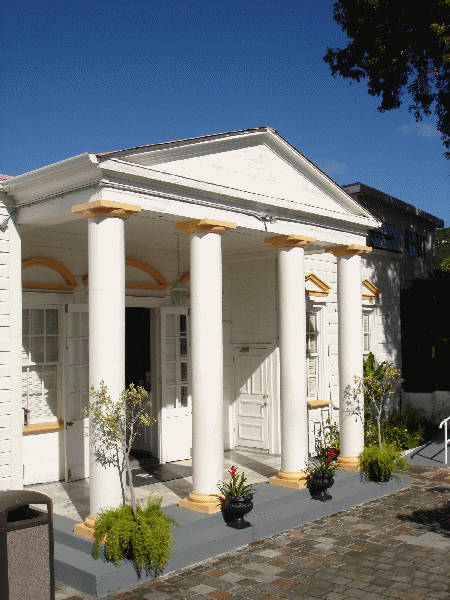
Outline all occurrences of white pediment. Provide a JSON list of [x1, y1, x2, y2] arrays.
[[106, 129, 374, 222]]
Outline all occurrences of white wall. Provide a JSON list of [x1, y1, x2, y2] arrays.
[[403, 391, 450, 424], [22, 431, 65, 485], [0, 199, 22, 490]]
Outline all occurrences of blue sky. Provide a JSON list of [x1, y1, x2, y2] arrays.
[[2, 0, 449, 226]]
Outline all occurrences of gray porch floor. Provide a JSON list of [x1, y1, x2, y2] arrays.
[[25, 449, 282, 521]]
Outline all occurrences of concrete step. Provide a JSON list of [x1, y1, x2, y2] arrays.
[[53, 470, 410, 598]]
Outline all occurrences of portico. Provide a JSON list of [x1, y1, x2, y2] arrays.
[[0, 128, 381, 528]]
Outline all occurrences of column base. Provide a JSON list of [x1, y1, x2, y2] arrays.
[[178, 491, 223, 514], [268, 470, 309, 490], [337, 456, 361, 472], [73, 515, 106, 543]]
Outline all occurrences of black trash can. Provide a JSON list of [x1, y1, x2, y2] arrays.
[[0, 490, 55, 600]]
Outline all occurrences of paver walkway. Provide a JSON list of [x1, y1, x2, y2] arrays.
[[55, 465, 450, 600]]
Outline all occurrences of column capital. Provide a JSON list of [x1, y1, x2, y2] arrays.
[[325, 244, 372, 257], [264, 234, 316, 249], [72, 200, 141, 220], [175, 218, 236, 235]]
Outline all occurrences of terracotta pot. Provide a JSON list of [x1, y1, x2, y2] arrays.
[[223, 495, 253, 529]]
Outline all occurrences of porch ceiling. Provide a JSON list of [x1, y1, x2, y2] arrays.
[[21, 211, 327, 256]]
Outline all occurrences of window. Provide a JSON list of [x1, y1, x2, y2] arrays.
[[22, 308, 60, 424], [165, 313, 188, 409], [363, 313, 371, 356], [306, 312, 319, 399], [369, 223, 398, 251], [405, 230, 425, 259]]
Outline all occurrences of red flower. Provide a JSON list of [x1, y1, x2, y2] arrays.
[[229, 466, 238, 479], [327, 449, 338, 460]]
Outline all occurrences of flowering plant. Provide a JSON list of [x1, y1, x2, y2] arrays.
[[217, 466, 255, 498], [307, 449, 340, 477]]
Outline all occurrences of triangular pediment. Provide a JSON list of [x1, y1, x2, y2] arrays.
[[305, 273, 331, 297], [362, 278, 380, 300], [100, 129, 375, 223]]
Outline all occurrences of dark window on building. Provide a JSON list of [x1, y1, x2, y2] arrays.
[[405, 230, 426, 258], [369, 223, 398, 251]]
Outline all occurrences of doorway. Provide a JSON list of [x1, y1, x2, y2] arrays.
[[125, 307, 152, 456]]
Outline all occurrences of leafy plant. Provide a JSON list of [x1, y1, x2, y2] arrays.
[[364, 417, 424, 451], [82, 381, 154, 517], [356, 353, 402, 451], [308, 449, 340, 477], [93, 497, 178, 572], [316, 418, 340, 457], [217, 466, 255, 498], [360, 444, 408, 483]]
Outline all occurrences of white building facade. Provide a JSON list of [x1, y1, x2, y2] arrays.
[[1, 128, 392, 529]]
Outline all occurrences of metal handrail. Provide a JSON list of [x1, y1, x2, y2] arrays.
[[439, 415, 450, 465]]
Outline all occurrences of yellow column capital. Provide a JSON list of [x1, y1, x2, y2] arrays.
[[264, 234, 316, 249], [175, 218, 236, 235], [72, 200, 141, 220], [325, 244, 372, 257]]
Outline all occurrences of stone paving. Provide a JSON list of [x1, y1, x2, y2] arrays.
[[55, 465, 450, 600]]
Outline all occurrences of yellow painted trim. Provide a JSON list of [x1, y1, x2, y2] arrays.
[[178, 491, 224, 514], [22, 257, 78, 291], [265, 234, 316, 249], [325, 244, 372, 257], [23, 420, 64, 435], [72, 200, 141, 220], [74, 516, 106, 542], [307, 399, 332, 408], [305, 272, 330, 297], [175, 219, 236, 235], [337, 456, 361, 472], [268, 472, 308, 489], [180, 272, 190, 283], [82, 259, 170, 290], [362, 277, 381, 299]]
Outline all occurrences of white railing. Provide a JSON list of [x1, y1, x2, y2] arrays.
[[439, 415, 450, 465]]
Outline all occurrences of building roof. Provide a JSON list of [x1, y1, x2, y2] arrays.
[[342, 182, 444, 228], [0, 175, 12, 181]]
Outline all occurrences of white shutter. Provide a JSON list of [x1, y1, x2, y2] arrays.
[[67, 310, 89, 421]]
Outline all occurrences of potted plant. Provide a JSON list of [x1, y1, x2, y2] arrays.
[[307, 449, 339, 501], [217, 466, 255, 529], [360, 443, 408, 483]]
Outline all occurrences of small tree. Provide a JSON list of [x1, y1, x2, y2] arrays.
[[355, 353, 402, 451], [83, 381, 154, 517]]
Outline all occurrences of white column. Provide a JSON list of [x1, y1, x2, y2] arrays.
[[328, 244, 371, 470], [176, 219, 235, 513], [266, 234, 316, 489], [71, 200, 140, 538]]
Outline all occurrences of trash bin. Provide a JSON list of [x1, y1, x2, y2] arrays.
[[0, 490, 55, 600]]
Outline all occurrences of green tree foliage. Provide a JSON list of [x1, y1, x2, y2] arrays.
[[324, 1, 450, 158], [83, 382, 154, 517], [436, 227, 450, 268], [356, 352, 402, 450]]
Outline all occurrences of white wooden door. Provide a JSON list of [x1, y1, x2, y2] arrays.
[[64, 305, 90, 482], [159, 308, 191, 463], [234, 348, 269, 450]]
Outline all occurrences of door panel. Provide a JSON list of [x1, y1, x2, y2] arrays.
[[65, 305, 90, 482], [234, 348, 269, 450], [159, 308, 191, 463]]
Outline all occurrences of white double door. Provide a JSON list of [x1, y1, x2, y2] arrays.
[[64, 305, 90, 482], [158, 307, 192, 463], [234, 347, 269, 450]]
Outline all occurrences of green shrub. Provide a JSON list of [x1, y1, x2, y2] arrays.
[[360, 444, 408, 482], [364, 417, 424, 451], [93, 497, 178, 573]]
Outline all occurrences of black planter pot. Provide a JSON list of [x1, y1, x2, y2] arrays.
[[309, 474, 334, 501], [223, 495, 253, 529]]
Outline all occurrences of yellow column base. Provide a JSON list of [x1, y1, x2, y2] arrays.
[[337, 455, 361, 472], [178, 491, 224, 514], [268, 470, 309, 490], [73, 515, 106, 543]]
